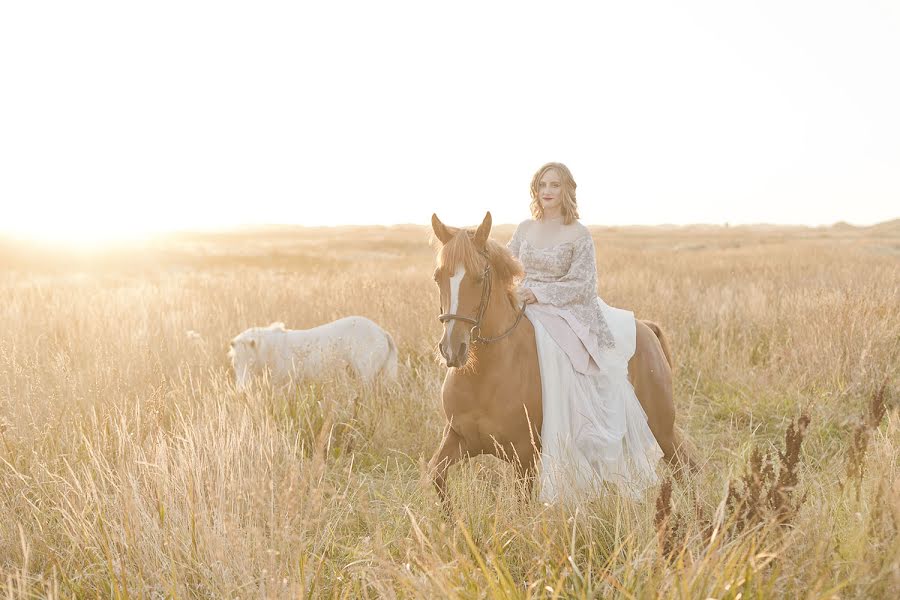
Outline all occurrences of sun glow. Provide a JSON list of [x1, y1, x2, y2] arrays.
[[2, 214, 176, 249]]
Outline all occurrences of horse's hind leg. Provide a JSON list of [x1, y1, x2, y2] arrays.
[[667, 433, 696, 477], [655, 430, 692, 477], [642, 396, 694, 477], [632, 320, 694, 478], [429, 425, 466, 512], [631, 363, 681, 470]]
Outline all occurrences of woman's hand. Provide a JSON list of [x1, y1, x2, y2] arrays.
[[523, 288, 538, 305]]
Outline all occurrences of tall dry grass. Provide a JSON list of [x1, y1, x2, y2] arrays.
[[0, 223, 898, 598]]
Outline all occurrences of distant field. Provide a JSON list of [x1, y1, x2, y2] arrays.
[[1, 222, 898, 598]]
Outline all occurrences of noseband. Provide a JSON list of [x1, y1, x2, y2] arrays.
[[438, 251, 527, 344]]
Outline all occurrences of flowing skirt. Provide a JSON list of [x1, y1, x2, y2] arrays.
[[533, 312, 663, 502]]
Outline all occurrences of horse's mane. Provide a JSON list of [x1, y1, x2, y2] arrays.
[[435, 228, 524, 304]]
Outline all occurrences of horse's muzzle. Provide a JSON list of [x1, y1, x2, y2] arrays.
[[441, 340, 469, 368]]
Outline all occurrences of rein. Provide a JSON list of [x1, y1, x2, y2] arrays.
[[438, 251, 527, 344]]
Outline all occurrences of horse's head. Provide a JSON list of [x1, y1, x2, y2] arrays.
[[431, 212, 523, 368]]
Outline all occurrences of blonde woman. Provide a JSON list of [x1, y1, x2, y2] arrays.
[[507, 162, 663, 501]]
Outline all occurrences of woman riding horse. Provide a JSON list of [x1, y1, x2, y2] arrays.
[[430, 162, 690, 505]]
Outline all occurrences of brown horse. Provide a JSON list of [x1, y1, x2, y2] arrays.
[[428, 212, 691, 506]]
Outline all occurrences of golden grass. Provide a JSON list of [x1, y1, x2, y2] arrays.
[[0, 223, 898, 598]]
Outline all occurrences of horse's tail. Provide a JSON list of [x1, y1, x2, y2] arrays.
[[381, 330, 399, 381], [643, 320, 673, 370]]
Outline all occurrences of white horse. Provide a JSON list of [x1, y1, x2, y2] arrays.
[[229, 316, 398, 390]]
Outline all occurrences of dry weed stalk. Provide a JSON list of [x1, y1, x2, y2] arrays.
[[654, 478, 707, 559], [726, 413, 810, 531], [845, 382, 890, 501]]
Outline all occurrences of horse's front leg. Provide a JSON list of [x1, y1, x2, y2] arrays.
[[428, 425, 466, 513]]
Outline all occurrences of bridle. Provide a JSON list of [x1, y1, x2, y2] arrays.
[[438, 251, 527, 344]]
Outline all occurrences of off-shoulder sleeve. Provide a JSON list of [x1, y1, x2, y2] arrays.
[[506, 223, 524, 258], [529, 235, 597, 307]]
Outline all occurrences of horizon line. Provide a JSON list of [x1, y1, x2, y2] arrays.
[[163, 217, 900, 232]]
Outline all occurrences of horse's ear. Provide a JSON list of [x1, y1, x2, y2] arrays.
[[473, 211, 492, 249], [432, 213, 453, 245]]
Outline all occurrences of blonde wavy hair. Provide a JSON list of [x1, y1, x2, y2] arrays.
[[529, 162, 579, 224]]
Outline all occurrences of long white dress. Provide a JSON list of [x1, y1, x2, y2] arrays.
[[508, 222, 663, 502]]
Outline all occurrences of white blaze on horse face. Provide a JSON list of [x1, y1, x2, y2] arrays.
[[446, 265, 465, 340]]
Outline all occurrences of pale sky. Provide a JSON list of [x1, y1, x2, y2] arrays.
[[1, 1, 898, 242]]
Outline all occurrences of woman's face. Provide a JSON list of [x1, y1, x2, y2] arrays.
[[538, 169, 563, 213]]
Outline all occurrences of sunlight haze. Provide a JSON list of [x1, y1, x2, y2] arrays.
[[1, 0, 898, 241]]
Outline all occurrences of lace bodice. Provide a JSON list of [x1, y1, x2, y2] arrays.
[[519, 238, 596, 304], [508, 222, 616, 368]]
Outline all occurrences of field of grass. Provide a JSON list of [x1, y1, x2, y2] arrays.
[[1, 222, 898, 598]]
